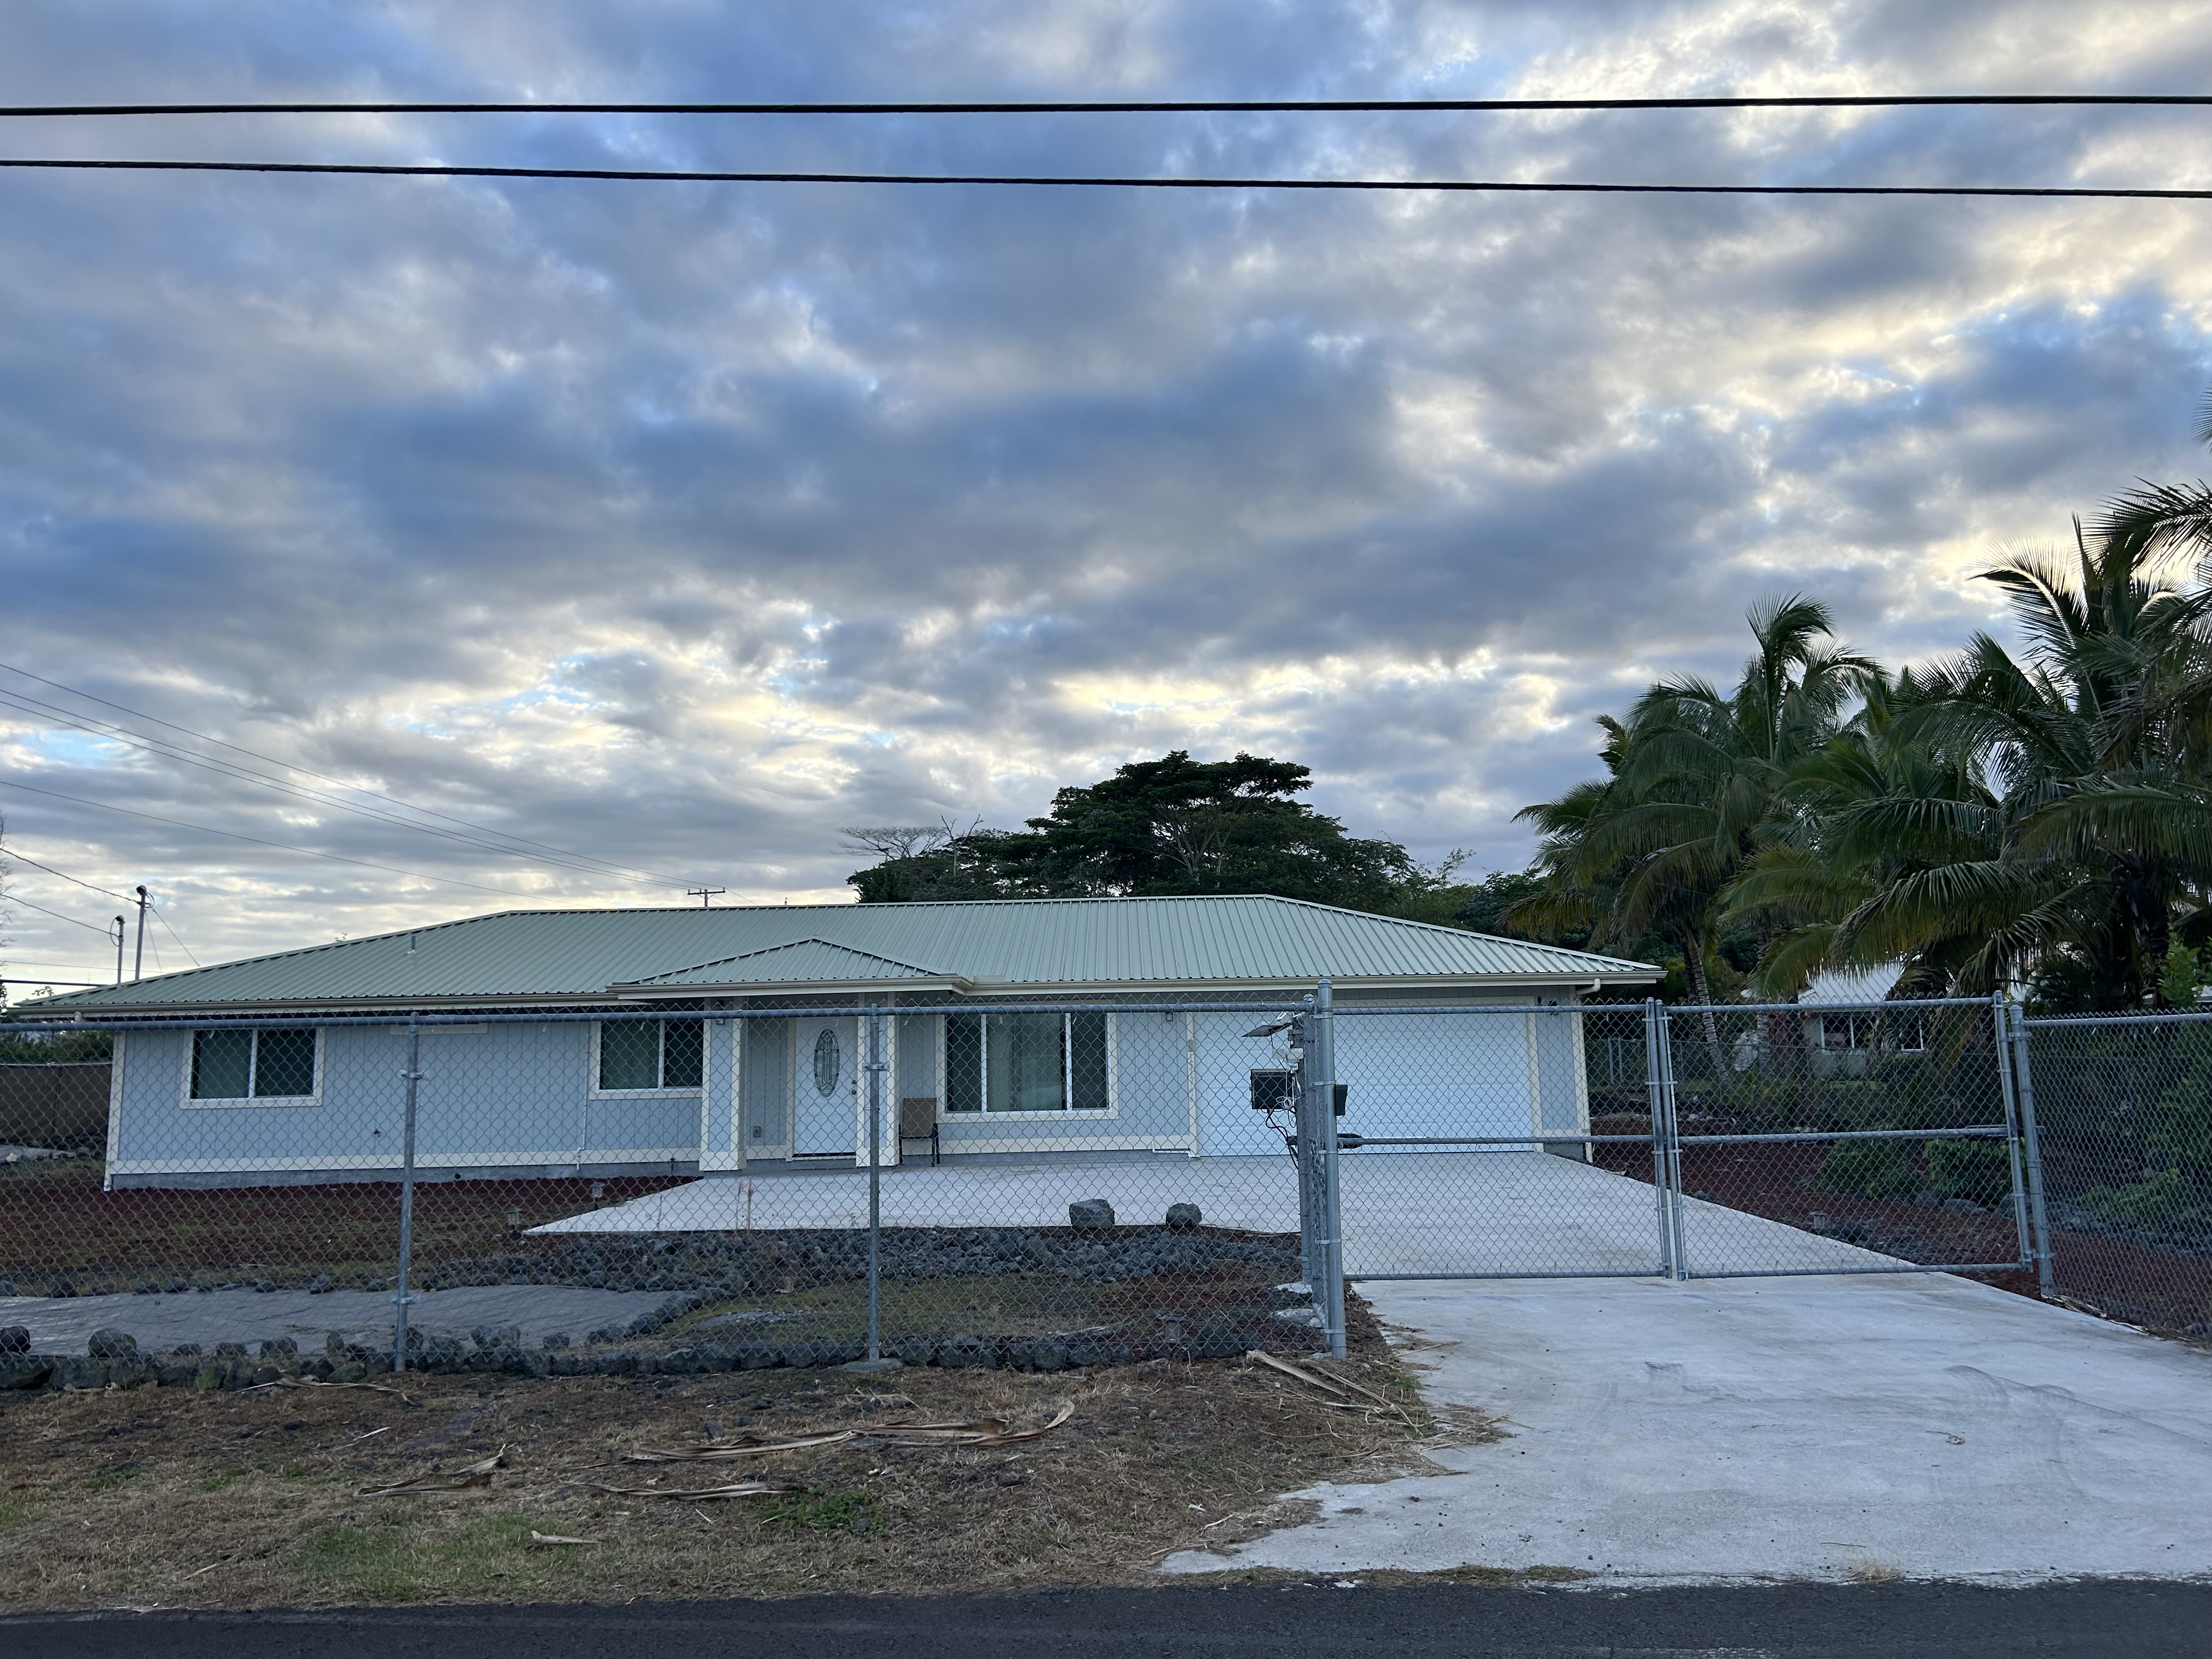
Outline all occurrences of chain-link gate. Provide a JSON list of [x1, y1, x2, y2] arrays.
[[1657, 998, 2035, 1280], [1328, 997, 2038, 1286]]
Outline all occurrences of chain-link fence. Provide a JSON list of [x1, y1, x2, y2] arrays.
[[2013, 1011, 2212, 1340], [0, 996, 1329, 1383], [6, 986, 2205, 1388]]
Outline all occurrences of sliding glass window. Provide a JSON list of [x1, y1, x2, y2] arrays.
[[942, 1011, 1111, 1114]]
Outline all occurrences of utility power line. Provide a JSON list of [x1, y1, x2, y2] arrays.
[[0, 844, 136, 904], [0, 890, 116, 935], [0, 157, 2203, 199], [0, 662, 697, 889], [149, 905, 200, 968], [0, 776, 533, 896], [3, 94, 2211, 116], [0, 684, 676, 888]]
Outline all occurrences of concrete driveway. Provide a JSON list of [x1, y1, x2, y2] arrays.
[[1163, 1274, 2212, 1585]]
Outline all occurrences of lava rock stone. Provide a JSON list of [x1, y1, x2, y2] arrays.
[[934, 1336, 990, 1369], [1165, 1203, 1203, 1230], [0, 1354, 55, 1390], [86, 1328, 137, 1359], [1068, 1199, 1116, 1232], [59, 1355, 108, 1390], [0, 1326, 30, 1355], [1014, 1337, 1071, 1373]]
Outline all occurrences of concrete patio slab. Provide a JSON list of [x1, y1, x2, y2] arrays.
[[534, 1151, 1894, 1278], [1160, 1274, 2212, 1585]]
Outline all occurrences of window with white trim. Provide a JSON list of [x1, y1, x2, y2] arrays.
[[943, 1011, 1111, 1114], [190, 1028, 318, 1100], [596, 1019, 704, 1092], [1818, 1012, 1928, 1053]]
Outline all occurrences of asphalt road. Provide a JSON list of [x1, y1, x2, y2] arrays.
[[8, 1583, 2212, 1657]]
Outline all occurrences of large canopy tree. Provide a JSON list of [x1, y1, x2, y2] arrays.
[[847, 751, 1471, 919]]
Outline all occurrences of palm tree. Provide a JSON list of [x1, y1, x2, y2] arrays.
[[1775, 525, 2212, 1007], [1516, 596, 1872, 1065], [1722, 665, 2006, 997]]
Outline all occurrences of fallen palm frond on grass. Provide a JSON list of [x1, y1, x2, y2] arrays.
[[1244, 1350, 1420, 1429], [245, 1376, 415, 1402], [355, 1447, 507, 1498], [621, 1400, 1074, 1463], [570, 1480, 796, 1502], [623, 1429, 851, 1460]]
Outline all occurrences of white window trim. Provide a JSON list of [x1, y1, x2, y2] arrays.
[[179, 1026, 325, 1110], [938, 1009, 1120, 1120], [1815, 1012, 1929, 1054], [589, 1019, 706, 1099]]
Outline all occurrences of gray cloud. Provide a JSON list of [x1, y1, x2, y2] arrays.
[[4, 1, 2212, 988]]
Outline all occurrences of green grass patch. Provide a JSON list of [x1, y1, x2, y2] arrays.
[[81, 1468, 139, 1492], [299, 1511, 541, 1601], [766, 1487, 877, 1534]]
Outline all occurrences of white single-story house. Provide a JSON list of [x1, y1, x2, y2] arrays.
[[38, 896, 1658, 1189], [1726, 964, 1937, 1077]]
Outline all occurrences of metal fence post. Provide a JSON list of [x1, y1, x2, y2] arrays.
[[1308, 978, 1345, 1358], [848, 1005, 898, 1374], [2006, 1002, 2057, 1297], [1991, 992, 2035, 1274], [1661, 1006, 1689, 1280], [1295, 995, 1321, 1296], [392, 1012, 421, 1374], [1643, 998, 1668, 1277]]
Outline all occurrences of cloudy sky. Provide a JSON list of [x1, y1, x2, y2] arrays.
[[3, 1, 2212, 994]]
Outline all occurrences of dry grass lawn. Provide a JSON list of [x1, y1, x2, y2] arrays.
[[0, 1330, 1508, 1610]]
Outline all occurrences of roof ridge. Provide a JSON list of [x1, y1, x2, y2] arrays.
[[695, 936, 947, 972]]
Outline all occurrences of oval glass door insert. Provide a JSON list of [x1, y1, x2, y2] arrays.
[[812, 1027, 842, 1096]]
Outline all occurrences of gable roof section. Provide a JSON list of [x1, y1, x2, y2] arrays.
[[38, 894, 1659, 1014], [620, 938, 956, 989]]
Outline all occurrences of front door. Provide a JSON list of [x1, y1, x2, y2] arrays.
[[792, 1015, 857, 1156]]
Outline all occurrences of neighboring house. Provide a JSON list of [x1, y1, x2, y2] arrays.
[[37, 896, 1658, 1189], [1729, 963, 1932, 1077]]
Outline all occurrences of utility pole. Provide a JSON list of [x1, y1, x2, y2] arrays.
[[112, 917, 125, 986], [686, 887, 726, 909], [133, 885, 148, 982]]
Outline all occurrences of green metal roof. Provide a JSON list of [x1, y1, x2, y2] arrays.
[[37, 895, 1658, 1014]]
